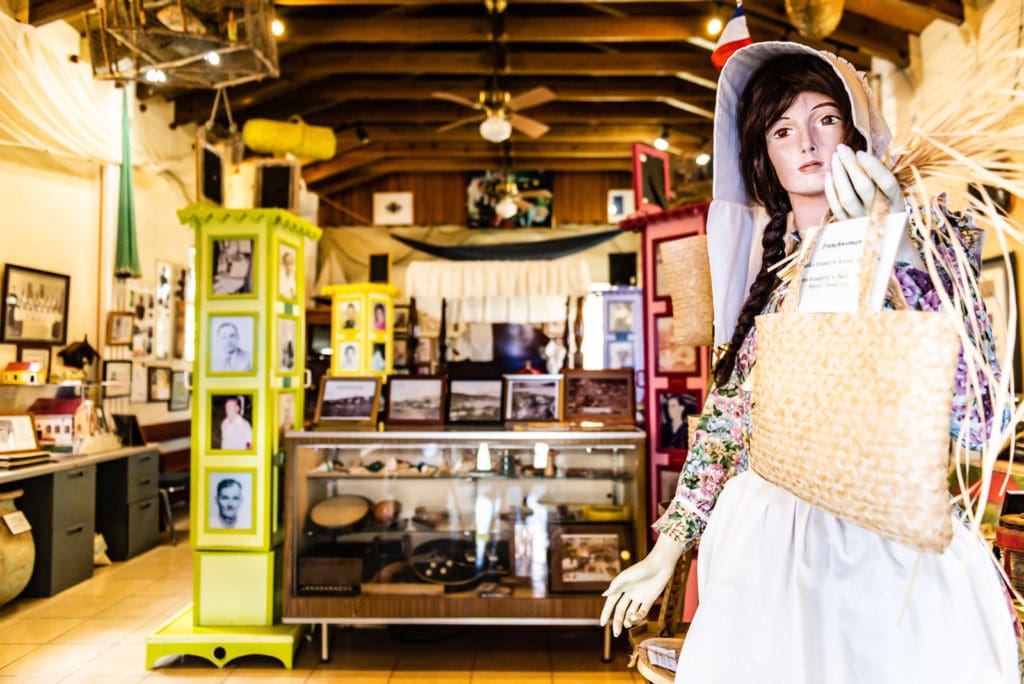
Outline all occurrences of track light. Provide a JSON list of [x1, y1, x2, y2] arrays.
[[480, 113, 512, 143], [653, 127, 670, 151], [355, 125, 370, 144]]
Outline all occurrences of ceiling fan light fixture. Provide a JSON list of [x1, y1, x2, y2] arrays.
[[480, 113, 512, 143]]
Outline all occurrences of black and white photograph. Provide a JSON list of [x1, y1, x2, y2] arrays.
[[279, 243, 298, 300], [210, 314, 255, 374], [385, 375, 446, 425], [0, 414, 40, 455], [212, 238, 254, 295], [1, 264, 70, 345], [210, 393, 255, 451], [207, 470, 254, 531], [607, 301, 634, 333], [607, 341, 634, 369], [657, 389, 700, 452], [315, 376, 381, 425], [504, 374, 563, 422], [147, 366, 172, 402], [447, 379, 503, 424], [279, 317, 297, 372], [107, 310, 134, 346], [393, 305, 409, 333], [339, 341, 360, 371], [169, 370, 190, 411], [563, 369, 635, 425]]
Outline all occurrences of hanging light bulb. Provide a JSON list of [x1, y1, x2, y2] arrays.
[[695, 151, 711, 166], [271, 19, 285, 37], [654, 126, 670, 151], [707, 17, 723, 36], [479, 113, 512, 143], [204, 51, 221, 66]]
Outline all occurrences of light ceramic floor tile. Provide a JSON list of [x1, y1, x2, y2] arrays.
[[0, 617, 85, 644], [27, 596, 112, 619], [306, 674, 388, 684], [61, 674, 149, 684], [471, 674, 554, 684], [0, 674, 66, 684], [0, 642, 97, 677], [93, 596, 184, 620], [388, 673, 473, 684], [69, 579, 158, 599], [71, 641, 151, 676], [49, 617, 143, 644]]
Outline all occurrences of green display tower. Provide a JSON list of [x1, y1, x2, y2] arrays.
[[147, 204, 321, 669]]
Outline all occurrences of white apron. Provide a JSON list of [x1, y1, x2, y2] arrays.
[[676, 471, 1020, 683]]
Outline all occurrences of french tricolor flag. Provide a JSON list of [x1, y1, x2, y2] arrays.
[[711, 5, 753, 70]]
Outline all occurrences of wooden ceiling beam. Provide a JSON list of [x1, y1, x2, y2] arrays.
[[843, 0, 961, 33], [28, 0, 91, 25], [278, 0, 705, 5]]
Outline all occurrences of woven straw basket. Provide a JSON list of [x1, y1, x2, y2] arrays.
[[660, 235, 714, 347], [750, 206, 959, 553]]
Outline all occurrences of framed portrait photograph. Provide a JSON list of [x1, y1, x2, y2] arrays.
[[102, 359, 132, 398], [147, 366, 172, 402], [211, 238, 255, 296], [548, 522, 633, 593], [0, 414, 40, 455], [447, 378, 504, 425], [17, 345, 51, 379], [315, 376, 381, 426], [385, 375, 446, 426], [393, 305, 410, 334], [370, 299, 389, 332], [607, 189, 636, 224], [504, 374, 564, 423], [656, 464, 683, 506], [278, 317, 297, 373], [168, 370, 190, 411], [606, 299, 635, 334], [393, 336, 410, 369], [107, 310, 134, 346], [210, 393, 255, 452], [1, 264, 70, 345], [207, 469, 254, 531], [656, 389, 701, 454], [606, 340, 635, 370], [562, 369, 635, 426], [278, 243, 298, 301], [980, 254, 1023, 390], [209, 314, 256, 374], [338, 299, 361, 332], [655, 315, 700, 376], [338, 341, 361, 372], [370, 341, 387, 372]]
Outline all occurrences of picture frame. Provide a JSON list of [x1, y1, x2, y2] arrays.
[[504, 374, 564, 423], [147, 366, 172, 402], [607, 189, 636, 224], [447, 378, 504, 425], [278, 242, 299, 301], [207, 468, 255, 532], [102, 359, 132, 398], [106, 311, 134, 346], [209, 314, 256, 375], [168, 370, 190, 411], [385, 375, 446, 426], [211, 237, 256, 296], [656, 464, 683, 506], [655, 388, 702, 455], [315, 376, 381, 426], [654, 315, 700, 377], [338, 299, 361, 333], [210, 393, 256, 452], [17, 344, 51, 379], [369, 297, 389, 333], [632, 143, 670, 212], [338, 341, 361, 372], [548, 522, 633, 593], [980, 254, 1023, 391], [372, 192, 414, 226], [606, 299, 636, 334], [393, 305, 410, 334], [277, 390, 298, 440], [1, 264, 70, 345], [0, 413, 41, 455], [278, 317, 298, 373], [393, 336, 410, 369], [606, 340, 635, 370], [650, 236, 678, 302], [562, 369, 635, 426]]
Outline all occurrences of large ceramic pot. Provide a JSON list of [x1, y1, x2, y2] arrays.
[[0, 489, 35, 607]]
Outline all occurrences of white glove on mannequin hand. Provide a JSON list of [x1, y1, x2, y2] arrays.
[[599, 534, 686, 637], [824, 144, 905, 219]]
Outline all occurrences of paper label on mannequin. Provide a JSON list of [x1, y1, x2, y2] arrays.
[[3, 511, 31, 535], [797, 211, 908, 313]]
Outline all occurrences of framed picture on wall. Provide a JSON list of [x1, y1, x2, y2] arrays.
[[211, 238, 255, 296], [504, 374, 563, 423], [447, 378, 504, 425], [654, 315, 700, 377], [278, 243, 298, 301], [385, 375, 446, 426], [0, 264, 70, 345], [168, 370, 190, 411], [147, 366, 172, 402], [210, 393, 255, 452], [103, 360, 132, 398], [562, 369, 635, 426], [338, 299, 361, 332], [207, 469, 255, 531], [209, 314, 256, 374], [106, 311, 134, 346], [315, 376, 381, 426], [655, 388, 701, 456]]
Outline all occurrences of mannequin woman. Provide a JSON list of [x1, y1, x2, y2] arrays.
[[600, 42, 1020, 682]]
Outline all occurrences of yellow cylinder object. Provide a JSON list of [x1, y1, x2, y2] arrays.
[[242, 117, 337, 161]]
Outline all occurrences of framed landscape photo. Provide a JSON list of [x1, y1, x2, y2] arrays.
[[548, 522, 633, 593], [315, 376, 381, 427], [562, 369, 635, 426], [102, 359, 132, 398], [447, 378, 504, 425], [504, 374, 563, 423], [385, 375, 446, 426], [107, 311, 134, 346], [0, 413, 40, 455], [1, 264, 70, 345]]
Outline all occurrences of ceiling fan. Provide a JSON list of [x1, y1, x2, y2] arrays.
[[431, 85, 557, 142]]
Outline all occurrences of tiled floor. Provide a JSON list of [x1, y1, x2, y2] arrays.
[[0, 512, 642, 683]]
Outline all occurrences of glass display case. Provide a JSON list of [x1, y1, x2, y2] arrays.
[[283, 428, 646, 653]]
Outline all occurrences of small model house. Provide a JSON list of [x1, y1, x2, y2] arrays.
[[28, 397, 93, 447], [2, 361, 46, 385]]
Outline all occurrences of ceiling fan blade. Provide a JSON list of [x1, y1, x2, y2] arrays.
[[435, 115, 482, 134], [431, 91, 482, 110], [508, 86, 556, 112], [509, 113, 550, 139]]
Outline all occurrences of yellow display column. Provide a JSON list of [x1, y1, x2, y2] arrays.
[[147, 204, 321, 669], [323, 283, 400, 377]]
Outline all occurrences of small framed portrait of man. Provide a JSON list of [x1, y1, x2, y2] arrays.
[[209, 315, 256, 374], [210, 393, 255, 452], [278, 243, 298, 301], [207, 470, 254, 531], [211, 238, 255, 296]]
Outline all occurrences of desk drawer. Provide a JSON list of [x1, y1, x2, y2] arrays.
[[25, 517, 94, 596], [126, 495, 160, 558], [52, 466, 95, 529], [127, 452, 159, 502]]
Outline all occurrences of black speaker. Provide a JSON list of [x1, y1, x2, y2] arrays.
[[609, 252, 637, 286]]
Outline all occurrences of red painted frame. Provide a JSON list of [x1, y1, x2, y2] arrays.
[[632, 143, 671, 211]]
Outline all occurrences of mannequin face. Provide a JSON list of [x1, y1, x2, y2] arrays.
[[766, 91, 846, 202]]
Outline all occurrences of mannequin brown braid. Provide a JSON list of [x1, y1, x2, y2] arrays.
[[712, 53, 867, 387]]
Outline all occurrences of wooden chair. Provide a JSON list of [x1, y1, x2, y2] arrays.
[[627, 548, 693, 684]]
